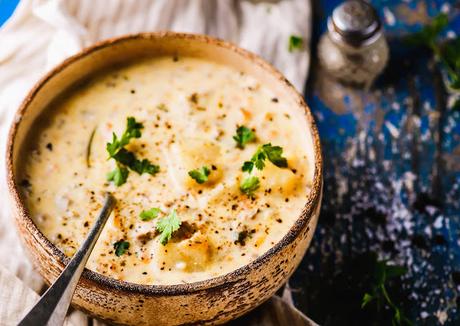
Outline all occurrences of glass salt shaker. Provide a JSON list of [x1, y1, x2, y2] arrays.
[[318, 0, 389, 89]]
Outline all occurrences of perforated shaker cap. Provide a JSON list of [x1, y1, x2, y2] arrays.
[[328, 0, 382, 47]]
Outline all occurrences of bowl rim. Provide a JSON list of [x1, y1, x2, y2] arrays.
[[6, 31, 323, 296]]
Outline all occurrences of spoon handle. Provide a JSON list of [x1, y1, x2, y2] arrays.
[[18, 193, 116, 326]]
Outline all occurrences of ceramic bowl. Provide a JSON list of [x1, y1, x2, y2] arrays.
[[6, 32, 322, 325]]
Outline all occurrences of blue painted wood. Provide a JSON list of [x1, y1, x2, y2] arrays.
[[290, 1, 460, 325]]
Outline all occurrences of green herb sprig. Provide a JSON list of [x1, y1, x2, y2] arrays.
[[233, 125, 256, 149], [106, 117, 160, 186], [240, 176, 260, 197], [242, 143, 288, 173], [288, 35, 303, 52], [106, 117, 143, 156], [361, 260, 412, 326], [188, 166, 211, 184], [107, 165, 129, 187], [407, 14, 460, 93], [240, 143, 288, 197], [139, 207, 160, 221], [156, 209, 181, 245], [113, 240, 130, 256]]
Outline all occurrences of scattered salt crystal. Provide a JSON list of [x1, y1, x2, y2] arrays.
[[447, 30, 457, 39], [385, 121, 400, 138], [441, 3, 451, 13], [425, 206, 437, 216], [433, 216, 443, 229], [402, 172, 416, 192], [423, 101, 432, 111]]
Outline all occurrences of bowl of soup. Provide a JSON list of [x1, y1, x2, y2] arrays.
[[6, 32, 322, 325]]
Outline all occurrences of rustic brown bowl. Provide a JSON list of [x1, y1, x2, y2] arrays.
[[6, 32, 323, 325]]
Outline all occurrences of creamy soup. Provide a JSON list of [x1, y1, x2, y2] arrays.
[[20, 56, 313, 285]]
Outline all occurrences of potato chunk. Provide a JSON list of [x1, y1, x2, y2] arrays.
[[156, 231, 214, 272], [253, 156, 301, 195], [167, 138, 223, 192]]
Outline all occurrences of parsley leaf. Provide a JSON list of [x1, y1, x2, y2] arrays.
[[111, 148, 136, 166], [107, 165, 129, 186], [361, 259, 412, 325], [406, 13, 448, 47], [132, 158, 160, 175], [288, 35, 303, 52], [106, 117, 160, 186], [406, 14, 460, 95], [188, 166, 211, 184], [156, 209, 181, 245], [240, 176, 260, 197], [113, 240, 130, 256], [262, 143, 288, 168], [242, 143, 288, 173], [361, 293, 374, 308], [106, 117, 143, 157], [139, 207, 160, 221], [233, 125, 256, 149], [242, 149, 264, 174], [439, 38, 460, 90], [242, 161, 254, 173], [253, 147, 267, 170], [239, 143, 288, 197], [111, 149, 160, 175]]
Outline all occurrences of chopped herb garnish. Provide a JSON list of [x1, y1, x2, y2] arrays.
[[106, 117, 143, 157], [113, 240, 130, 256], [264, 144, 288, 168], [106, 117, 159, 186], [139, 207, 160, 221], [131, 158, 160, 175], [188, 166, 211, 184], [239, 143, 288, 197], [240, 176, 260, 197], [406, 13, 448, 49], [242, 143, 288, 173], [156, 209, 181, 245], [288, 35, 303, 52], [440, 39, 460, 90], [107, 164, 129, 187], [86, 128, 96, 168], [361, 260, 412, 325], [407, 13, 460, 105], [233, 125, 256, 149]]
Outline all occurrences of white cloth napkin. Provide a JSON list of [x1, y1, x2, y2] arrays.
[[0, 0, 311, 324]]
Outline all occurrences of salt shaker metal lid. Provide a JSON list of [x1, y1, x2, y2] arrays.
[[328, 0, 382, 47]]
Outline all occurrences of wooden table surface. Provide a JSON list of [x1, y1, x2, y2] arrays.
[[289, 1, 460, 325]]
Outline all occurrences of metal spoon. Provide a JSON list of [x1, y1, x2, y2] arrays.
[[18, 193, 116, 326]]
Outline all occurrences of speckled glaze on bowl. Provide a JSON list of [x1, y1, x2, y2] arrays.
[[6, 32, 323, 326]]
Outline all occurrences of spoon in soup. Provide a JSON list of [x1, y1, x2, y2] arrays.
[[18, 193, 116, 326]]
